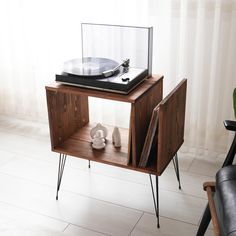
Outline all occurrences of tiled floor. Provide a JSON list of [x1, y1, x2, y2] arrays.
[[0, 115, 226, 235]]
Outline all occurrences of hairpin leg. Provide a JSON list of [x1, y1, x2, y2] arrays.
[[149, 174, 160, 228], [172, 153, 181, 190], [88, 160, 91, 169], [56, 153, 67, 200]]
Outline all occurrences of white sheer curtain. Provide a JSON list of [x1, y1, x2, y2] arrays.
[[0, 0, 236, 155], [148, 0, 236, 154]]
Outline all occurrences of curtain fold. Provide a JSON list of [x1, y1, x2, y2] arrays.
[[0, 0, 236, 154], [149, 0, 236, 153]]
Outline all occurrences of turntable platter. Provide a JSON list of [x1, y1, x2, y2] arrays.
[[63, 57, 119, 78]]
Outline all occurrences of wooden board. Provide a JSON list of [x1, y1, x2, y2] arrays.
[[46, 75, 163, 104], [131, 78, 163, 167], [157, 79, 187, 175], [46, 91, 89, 148], [127, 109, 133, 165], [51, 123, 159, 174], [55, 123, 129, 165]]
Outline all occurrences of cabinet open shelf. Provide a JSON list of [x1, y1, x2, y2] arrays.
[[52, 122, 158, 174], [46, 75, 163, 175], [53, 123, 129, 167]]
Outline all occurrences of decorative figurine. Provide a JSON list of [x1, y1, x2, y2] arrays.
[[90, 123, 108, 139], [92, 130, 105, 149], [112, 127, 121, 147]]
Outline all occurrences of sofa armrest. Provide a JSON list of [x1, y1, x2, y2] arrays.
[[203, 182, 220, 236], [203, 182, 215, 191], [224, 120, 236, 132]]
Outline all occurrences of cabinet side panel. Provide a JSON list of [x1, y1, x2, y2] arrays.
[[157, 79, 187, 175], [132, 78, 163, 167], [130, 105, 135, 166], [46, 90, 58, 148], [46, 89, 89, 149], [126, 105, 133, 165]]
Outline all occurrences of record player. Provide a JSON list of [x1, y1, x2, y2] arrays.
[[56, 23, 153, 94]]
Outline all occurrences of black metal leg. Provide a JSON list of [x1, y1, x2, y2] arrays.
[[197, 133, 236, 235], [88, 160, 91, 169], [56, 153, 67, 200], [196, 205, 211, 236], [222, 133, 236, 167], [149, 174, 160, 228], [172, 153, 181, 189]]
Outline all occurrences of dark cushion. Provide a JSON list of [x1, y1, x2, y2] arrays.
[[215, 165, 236, 236]]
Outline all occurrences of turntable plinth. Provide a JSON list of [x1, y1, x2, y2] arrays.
[[45, 75, 163, 174]]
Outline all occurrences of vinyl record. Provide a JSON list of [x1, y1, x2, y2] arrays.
[[63, 57, 119, 78]]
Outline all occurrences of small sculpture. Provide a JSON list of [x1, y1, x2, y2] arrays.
[[112, 127, 121, 147], [90, 123, 108, 139], [92, 130, 105, 149]]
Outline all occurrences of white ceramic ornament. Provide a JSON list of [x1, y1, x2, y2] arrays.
[[90, 123, 108, 139], [92, 130, 105, 149], [112, 127, 121, 147]]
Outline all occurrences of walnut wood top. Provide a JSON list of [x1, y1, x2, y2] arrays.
[[45, 75, 163, 103]]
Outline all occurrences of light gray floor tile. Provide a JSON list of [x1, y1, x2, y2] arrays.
[[160, 168, 214, 199], [67, 158, 150, 186], [0, 173, 142, 236], [64, 224, 108, 236], [167, 152, 195, 172], [0, 115, 50, 141], [0, 131, 58, 163], [0, 116, 219, 235], [0, 226, 65, 236], [0, 202, 67, 231], [0, 155, 57, 186], [130, 213, 214, 236], [188, 158, 223, 177], [0, 154, 207, 225], [0, 150, 16, 167]]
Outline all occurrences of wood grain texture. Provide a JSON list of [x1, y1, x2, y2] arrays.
[[46, 91, 89, 149], [127, 108, 133, 165], [131, 78, 163, 167], [204, 183, 221, 236], [57, 123, 129, 164], [157, 79, 187, 175], [130, 104, 136, 166], [45, 75, 164, 174]]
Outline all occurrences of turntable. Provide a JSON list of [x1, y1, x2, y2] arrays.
[[56, 23, 153, 94]]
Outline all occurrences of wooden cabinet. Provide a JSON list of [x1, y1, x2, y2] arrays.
[[45, 75, 163, 175]]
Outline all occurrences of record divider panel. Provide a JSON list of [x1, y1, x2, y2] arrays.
[[45, 75, 163, 175]]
